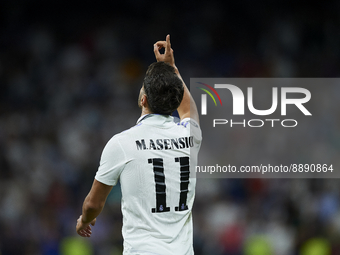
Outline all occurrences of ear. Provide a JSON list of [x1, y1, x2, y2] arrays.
[[141, 94, 148, 108]]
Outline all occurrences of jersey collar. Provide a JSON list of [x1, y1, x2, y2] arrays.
[[136, 114, 151, 124], [136, 114, 173, 125]]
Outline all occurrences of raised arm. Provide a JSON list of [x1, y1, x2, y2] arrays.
[[153, 35, 199, 124]]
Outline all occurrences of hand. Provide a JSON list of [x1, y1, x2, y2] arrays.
[[76, 215, 96, 237], [154, 34, 175, 68]]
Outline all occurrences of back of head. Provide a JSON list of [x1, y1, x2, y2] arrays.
[[143, 62, 184, 115]]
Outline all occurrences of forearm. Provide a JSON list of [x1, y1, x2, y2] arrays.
[[153, 35, 199, 123], [174, 66, 199, 123], [81, 195, 104, 224]]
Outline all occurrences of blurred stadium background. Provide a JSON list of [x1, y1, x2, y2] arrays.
[[1, 0, 340, 254]]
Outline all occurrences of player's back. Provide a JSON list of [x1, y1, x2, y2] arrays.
[[96, 114, 202, 255]]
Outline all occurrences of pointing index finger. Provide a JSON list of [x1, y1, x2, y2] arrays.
[[165, 34, 171, 53]]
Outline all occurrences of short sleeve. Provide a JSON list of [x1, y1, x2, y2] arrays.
[[180, 118, 202, 145], [95, 135, 126, 186]]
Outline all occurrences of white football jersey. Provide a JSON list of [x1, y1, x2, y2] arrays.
[[95, 114, 202, 255]]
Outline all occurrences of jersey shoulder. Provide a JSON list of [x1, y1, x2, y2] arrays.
[[110, 116, 201, 143]]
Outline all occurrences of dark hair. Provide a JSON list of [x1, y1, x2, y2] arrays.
[[143, 62, 184, 115]]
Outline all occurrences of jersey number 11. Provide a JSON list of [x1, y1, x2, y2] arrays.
[[148, 157, 190, 213]]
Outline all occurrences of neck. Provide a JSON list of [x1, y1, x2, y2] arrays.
[[141, 107, 152, 117]]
